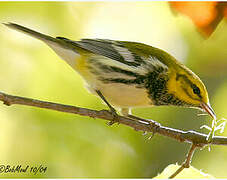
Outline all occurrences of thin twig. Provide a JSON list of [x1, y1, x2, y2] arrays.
[[169, 144, 198, 178], [0, 91, 227, 147]]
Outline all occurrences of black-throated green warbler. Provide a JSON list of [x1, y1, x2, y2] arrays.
[[4, 23, 216, 122]]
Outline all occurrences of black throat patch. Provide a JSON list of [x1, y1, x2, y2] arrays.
[[144, 69, 190, 106]]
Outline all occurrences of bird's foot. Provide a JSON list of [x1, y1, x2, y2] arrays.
[[95, 90, 119, 126], [107, 107, 119, 126], [127, 114, 160, 136]]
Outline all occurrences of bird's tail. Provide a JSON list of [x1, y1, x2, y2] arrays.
[[4, 22, 80, 67], [3, 22, 59, 44]]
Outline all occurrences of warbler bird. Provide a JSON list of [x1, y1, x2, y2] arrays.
[[4, 23, 216, 120]]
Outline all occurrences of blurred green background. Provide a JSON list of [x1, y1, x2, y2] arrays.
[[0, 1, 227, 178]]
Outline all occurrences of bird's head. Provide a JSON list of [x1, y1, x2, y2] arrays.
[[167, 66, 216, 120]]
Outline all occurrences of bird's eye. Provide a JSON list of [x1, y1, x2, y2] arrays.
[[192, 84, 201, 95]]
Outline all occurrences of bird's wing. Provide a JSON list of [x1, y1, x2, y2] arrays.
[[73, 39, 146, 67], [73, 39, 169, 72]]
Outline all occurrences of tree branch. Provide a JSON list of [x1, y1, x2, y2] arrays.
[[0, 91, 227, 147], [169, 144, 198, 178]]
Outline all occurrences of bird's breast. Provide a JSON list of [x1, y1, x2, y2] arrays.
[[97, 83, 153, 108]]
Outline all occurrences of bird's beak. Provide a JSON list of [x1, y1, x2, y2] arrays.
[[200, 102, 216, 120]]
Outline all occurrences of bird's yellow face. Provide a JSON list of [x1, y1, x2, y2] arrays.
[[167, 68, 216, 119]]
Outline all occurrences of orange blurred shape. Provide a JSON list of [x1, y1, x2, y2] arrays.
[[224, 5, 227, 17], [170, 1, 227, 37], [170, 2, 217, 27]]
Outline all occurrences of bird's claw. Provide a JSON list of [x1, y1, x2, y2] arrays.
[[107, 107, 119, 126], [149, 120, 160, 131]]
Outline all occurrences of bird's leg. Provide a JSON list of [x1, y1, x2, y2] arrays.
[[96, 90, 118, 125]]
